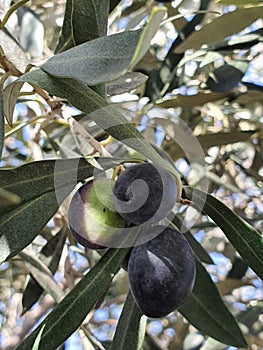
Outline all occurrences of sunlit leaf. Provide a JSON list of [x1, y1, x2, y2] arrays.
[[0, 28, 29, 73], [43, 7, 165, 86], [157, 92, 228, 108], [2, 81, 24, 125], [175, 5, 263, 53]]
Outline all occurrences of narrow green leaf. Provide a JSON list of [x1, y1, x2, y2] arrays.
[[17, 69, 182, 191], [0, 93, 4, 159], [55, 0, 109, 53], [184, 186, 263, 280], [16, 247, 129, 350], [172, 216, 214, 265], [0, 192, 61, 264], [184, 231, 214, 265], [20, 251, 64, 303], [179, 259, 247, 347], [175, 5, 263, 53], [0, 158, 120, 264], [129, 6, 166, 69], [22, 229, 66, 312], [110, 290, 147, 350], [2, 81, 24, 126], [32, 325, 45, 350], [157, 92, 228, 108], [0, 157, 120, 210]]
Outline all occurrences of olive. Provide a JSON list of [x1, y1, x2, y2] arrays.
[[128, 226, 196, 318], [68, 178, 126, 249], [113, 163, 177, 225]]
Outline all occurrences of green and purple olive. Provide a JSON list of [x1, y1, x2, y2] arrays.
[[68, 178, 126, 249]]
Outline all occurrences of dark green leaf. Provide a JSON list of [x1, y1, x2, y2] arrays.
[[55, 0, 109, 53], [0, 191, 62, 264], [217, 0, 261, 5], [172, 217, 214, 265], [0, 157, 119, 210], [16, 247, 129, 350], [184, 231, 214, 265], [0, 157, 120, 264], [175, 5, 263, 53], [110, 0, 121, 13], [184, 187, 263, 280], [110, 290, 147, 350], [179, 259, 247, 347]]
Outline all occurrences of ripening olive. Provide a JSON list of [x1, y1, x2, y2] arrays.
[[113, 163, 178, 225], [68, 178, 126, 249], [128, 226, 196, 318]]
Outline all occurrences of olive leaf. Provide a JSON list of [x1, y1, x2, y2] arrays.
[[16, 247, 130, 350], [175, 5, 263, 53], [43, 7, 166, 86], [55, 0, 109, 53], [0, 93, 4, 159], [0, 157, 121, 264], [184, 186, 263, 280], [110, 290, 147, 350], [179, 259, 247, 347]]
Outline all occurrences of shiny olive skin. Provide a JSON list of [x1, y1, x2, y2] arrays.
[[113, 163, 177, 225], [68, 178, 126, 249], [128, 226, 196, 318]]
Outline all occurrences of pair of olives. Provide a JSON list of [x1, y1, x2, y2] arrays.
[[68, 162, 196, 318]]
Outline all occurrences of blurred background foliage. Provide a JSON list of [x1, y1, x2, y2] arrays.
[[0, 0, 263, 349]]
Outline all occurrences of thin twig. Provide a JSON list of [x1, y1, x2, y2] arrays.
[[61, 108, 112, 157]]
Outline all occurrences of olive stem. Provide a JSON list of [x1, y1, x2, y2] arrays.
[[180, 198, 194, 206]]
